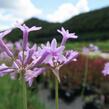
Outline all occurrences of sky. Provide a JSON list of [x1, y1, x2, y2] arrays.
[[0, 0, 109, 30]]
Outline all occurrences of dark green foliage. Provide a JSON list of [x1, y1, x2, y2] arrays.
[[5, 28, 22, 42], [6, 7, 109, 43], [63, 7, 109, 41], [63, 7, 109, 32]]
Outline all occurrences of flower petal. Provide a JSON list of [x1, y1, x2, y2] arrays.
[[51, 39, 57, 50], [0, 29, 12, 39]]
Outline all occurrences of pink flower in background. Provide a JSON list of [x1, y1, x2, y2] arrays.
[[15, 40, 23, 51], [89, 43, 100, 52], [82, 43, 100, 55], [82, 47, 90, 55], [0, 52, 11, 60], [6, 42, 14, 51], [102, 62, 109, 76]]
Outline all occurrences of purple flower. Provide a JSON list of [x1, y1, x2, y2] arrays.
[[0, 40, 38, 78], [82, 47, 90, 55], [64, 50, 78, 64], [6, 42, 14, 51], [0, 29, 11, 38], [0, 25, 79, 86], [25, 68, 45, 86], [0, 64, 15, 77], [0, 30, 14, 57], [16, 22, 41, 50], [89, 43, 100, 52], [57, 27, 78, 45], [82, 44, 100, 54], [43, 39, 65, 66], [0, 52, 11, 61], [102, 62, 109, 76], [24, 46, 35, 65], [0, 45, 45, 86], [15, 40, 23, 52], [37, 38, 78, 81]]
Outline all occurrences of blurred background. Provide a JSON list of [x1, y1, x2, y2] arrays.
[[0, 0, 109, 45], [0, 0, 109, 109]]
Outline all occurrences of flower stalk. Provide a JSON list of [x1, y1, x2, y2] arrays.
[[55, 77, 59, 109], [20, 72, 27, 109], [81, 56, 88, 98]]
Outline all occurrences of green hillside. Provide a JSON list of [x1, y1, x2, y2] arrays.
[[6, 6, 109, 43], [63, 7, 109, 41]]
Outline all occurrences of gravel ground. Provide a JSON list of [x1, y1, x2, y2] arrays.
[[37, 85, 84, 109], [37, 85, 109, 109]]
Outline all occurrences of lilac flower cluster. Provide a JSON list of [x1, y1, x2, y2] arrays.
[[0, 24, 78, 86], [82, 43, 100, 54], [0, 40, 23, 61]]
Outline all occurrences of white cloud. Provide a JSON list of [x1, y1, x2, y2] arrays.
[[0, 0, 42, 30], [0, 0, 42, 17], [76, 0, 89, 13], [47, 0, 89, 23], [47, 3, 79, 23], [0, 0, 89, 30]]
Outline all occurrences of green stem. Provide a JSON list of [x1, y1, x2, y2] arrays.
[[81, 56, 88, 98], [20, 72, 27, 109], [55, 78, 59, 109]]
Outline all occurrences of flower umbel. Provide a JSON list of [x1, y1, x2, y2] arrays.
[[0, 24, 43, 87], [34, 38, 78, 82]]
